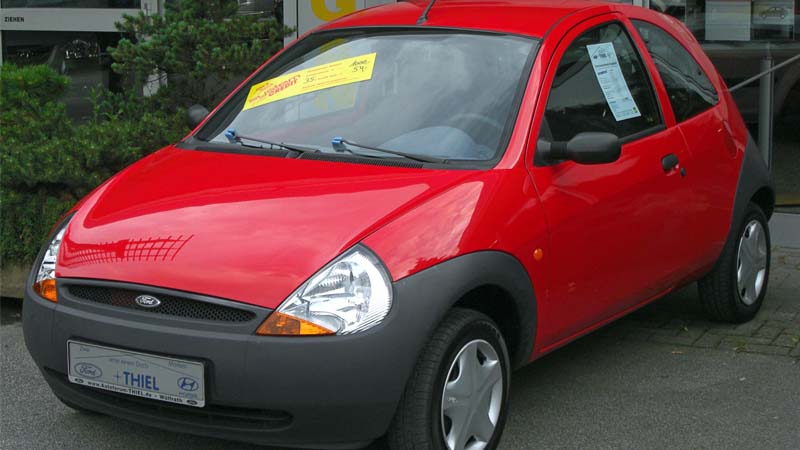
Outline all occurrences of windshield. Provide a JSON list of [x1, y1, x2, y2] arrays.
[[195, 30, 538, 164]]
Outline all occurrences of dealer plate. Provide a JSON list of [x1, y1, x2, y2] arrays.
[[67, 340, 205, 408]]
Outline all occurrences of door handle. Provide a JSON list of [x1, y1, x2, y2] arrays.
[[661, 153, 679, 172]]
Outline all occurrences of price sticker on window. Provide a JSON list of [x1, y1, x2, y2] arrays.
[[243, 53, 377, 111], [586, 43, 641, 121]]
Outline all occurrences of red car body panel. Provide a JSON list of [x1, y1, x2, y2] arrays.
[[318, 0, 588, 38], [55, 0, 752, 362], [58, 147, 476, 308]]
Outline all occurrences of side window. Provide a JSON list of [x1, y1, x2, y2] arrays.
[[633, 20, 719, 123], [542, 22, 662, 142]]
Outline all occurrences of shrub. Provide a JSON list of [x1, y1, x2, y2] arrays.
[[111, 0, 292, 108], [0, 65, 187, 264], [1, 0, 291, 267]]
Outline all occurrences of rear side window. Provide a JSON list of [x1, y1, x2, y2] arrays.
[[633, 20, 718, 123], [542, 22, 662, 142]]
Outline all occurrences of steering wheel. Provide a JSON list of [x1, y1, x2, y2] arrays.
[[443, 112, 505, 139]]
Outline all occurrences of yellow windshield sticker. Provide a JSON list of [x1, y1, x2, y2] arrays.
[[243, 52, 377, 111]]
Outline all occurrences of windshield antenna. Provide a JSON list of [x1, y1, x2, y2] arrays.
[[416, 0, 438, 25]]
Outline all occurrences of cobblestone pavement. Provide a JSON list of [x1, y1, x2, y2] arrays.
[[596, 246, 800, 359]]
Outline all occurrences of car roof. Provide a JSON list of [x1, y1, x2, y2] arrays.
[[318, 0, 649, 39]]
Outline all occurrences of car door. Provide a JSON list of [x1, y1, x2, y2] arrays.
[[527, 16, 695, 347], [631, 19, 739, 275]]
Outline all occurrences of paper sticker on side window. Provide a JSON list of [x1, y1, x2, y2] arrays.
[[243, 52, 377, 111], [586, 43, 641, 121]]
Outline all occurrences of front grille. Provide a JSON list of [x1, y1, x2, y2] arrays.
[[66, 285, 256, 323], [47, 370, 292, 430]]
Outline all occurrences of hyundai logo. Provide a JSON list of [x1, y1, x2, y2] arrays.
[[74, 362, 103, 379], [135, 295, 161, 308], [177, 377, 199, 392]]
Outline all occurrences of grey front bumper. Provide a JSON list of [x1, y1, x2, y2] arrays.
[[22, 278, 440, 449]]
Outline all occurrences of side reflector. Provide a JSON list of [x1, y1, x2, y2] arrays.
[[33, 279, 57, 303], [256, 311, 335, 336]]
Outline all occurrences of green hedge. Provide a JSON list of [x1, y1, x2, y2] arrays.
[[1, 64, 188, 265]]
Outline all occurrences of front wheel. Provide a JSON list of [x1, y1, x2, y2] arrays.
[[698, 202, 771, 323], [387, 308, 510, 450]]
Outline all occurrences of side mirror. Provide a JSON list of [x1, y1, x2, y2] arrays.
[[538, 132, 621, 165], [187, 104, 209, 129]]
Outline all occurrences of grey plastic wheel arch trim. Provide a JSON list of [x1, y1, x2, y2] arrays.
[[730, 133, 775, 232], [395, 251, 537, 370]]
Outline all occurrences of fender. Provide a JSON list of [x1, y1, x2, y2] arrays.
[[394, 251, 537, 369], [730, 133, 775, 233]]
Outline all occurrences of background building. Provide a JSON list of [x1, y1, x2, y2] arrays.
[[1, 0, 798, 205]]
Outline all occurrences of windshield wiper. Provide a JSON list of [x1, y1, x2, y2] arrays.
[[331, 136, 446, 164], [224, 129, 320, 155]]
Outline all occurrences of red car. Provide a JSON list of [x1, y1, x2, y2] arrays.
[[24, 1, 774, 449]]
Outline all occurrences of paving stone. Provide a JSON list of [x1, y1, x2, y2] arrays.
[[662, 318, 691, 330], [649, 333, 701, 346], [627, 329, 654, 341], [780, 254, 800, 267], [719, 336, 774, 351], [648, 327, 680, 336], [764, 319, 800, 329], [596, 325, 629, 339], [767, 310, 798, 322], [754, 325, 784, 339], [630, 319, 670, 329], [693, 332, 724, 348], [776, 304, 800, 317], [736, 344, 792, 356], [777, 274, 800, 291], [689, 319, 733, 330], [772, 334, 800, 348], [707, 321, 763, 336], [791, 344, 800, 358]]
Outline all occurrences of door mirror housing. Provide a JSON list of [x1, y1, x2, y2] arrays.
[[538, 132, 621, 165], [187, 104, 210, 129]]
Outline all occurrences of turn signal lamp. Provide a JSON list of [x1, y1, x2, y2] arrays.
[[256, 311, 335, 336], [32, 219, 70, 303]]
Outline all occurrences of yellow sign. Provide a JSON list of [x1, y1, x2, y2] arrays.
[[243, 53, 377, 111], [310, 0, 356, 21]]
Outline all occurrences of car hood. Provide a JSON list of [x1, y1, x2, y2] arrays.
[[58, 146, 474, 309]]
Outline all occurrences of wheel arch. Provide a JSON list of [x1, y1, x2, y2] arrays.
[[394, 251, 538, 370], [731, 133, 775, 232], [751, 185, 775, 219], [453, 284, 525, 370]]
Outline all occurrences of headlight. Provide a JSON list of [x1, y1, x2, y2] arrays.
[[257, 245, 393, 336], [32, 216, 71, 302]]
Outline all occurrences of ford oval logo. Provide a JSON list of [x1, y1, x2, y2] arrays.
[[177, 376, 199, 392], [74, 362, 103, 379], [135, 295, 161, 308]]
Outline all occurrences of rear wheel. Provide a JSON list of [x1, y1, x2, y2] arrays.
[[387, 308, 510, 450], [698, 202, 770, 323]]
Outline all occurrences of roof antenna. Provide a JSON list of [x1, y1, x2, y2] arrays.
[[416, 0, 437, 25]]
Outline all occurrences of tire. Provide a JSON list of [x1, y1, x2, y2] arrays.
[[698, 202, 771, 323], [387, 308, 510, 450]]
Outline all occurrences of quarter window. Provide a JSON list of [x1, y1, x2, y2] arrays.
[[633, 20, 719, 123], [542, 22, 662, 142]]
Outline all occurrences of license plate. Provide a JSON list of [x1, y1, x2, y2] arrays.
[[67, 341, 205, 408]]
